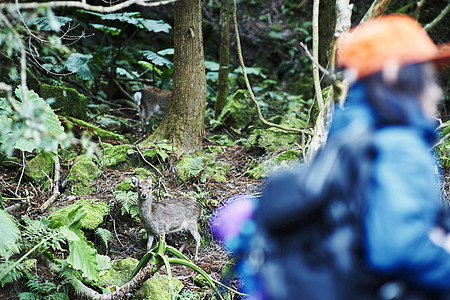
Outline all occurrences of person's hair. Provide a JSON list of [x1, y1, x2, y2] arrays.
[[361, 63, 429, 126]]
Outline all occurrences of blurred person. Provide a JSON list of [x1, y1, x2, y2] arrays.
[[211, 14, 450, 300]]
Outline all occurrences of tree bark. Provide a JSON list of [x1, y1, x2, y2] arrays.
[[147, 0, 206, 156], [215, 0, 230, 117]]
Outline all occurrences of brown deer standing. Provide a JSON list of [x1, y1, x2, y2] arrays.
[[131, 175, 202, 260], [133, 86, 172, 124]]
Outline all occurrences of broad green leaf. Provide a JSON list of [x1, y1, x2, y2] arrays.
[[205, 61, 220, 71], [13, 88, 66, 152], [68, 239, 100, 281], [137, 19, 171, 33], [61, 205, 100, 281], [157, 48, 174, 56], [0, 210, 20, 259], [116, 67, 138, 79], [80, 11, 171, 33], [140, 50, 173, 68], [28, 16, 73, 31], [65, 53, 94, 80], [233, 66, 267, 79], [90, 24, 121, 36]]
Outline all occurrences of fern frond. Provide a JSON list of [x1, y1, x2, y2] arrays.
[[0, 209, 21, 260], [18, 292, 39, 300], [95, 228, 112, 248], [0, 259, 33, 287]]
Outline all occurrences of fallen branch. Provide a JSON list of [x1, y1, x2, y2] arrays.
[[40, 154, 61, 212]]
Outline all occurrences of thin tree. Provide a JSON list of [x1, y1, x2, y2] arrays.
[[145, 0, 207, 155], [215, 0, 230, 117]]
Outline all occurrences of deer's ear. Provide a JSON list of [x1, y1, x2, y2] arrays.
[[131, 175, 139, 186], [146, 174, 153, 182]]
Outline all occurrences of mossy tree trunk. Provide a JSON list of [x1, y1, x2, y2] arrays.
[[215, 0, 230, 117], [147, 0, 206, 155]]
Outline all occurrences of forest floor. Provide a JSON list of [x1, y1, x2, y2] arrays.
[[2, 127, 450, 298], [0, 130, 264, 298]]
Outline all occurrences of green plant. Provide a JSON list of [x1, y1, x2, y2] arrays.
[[130, 238, 243, 300], [0, 87, 70, 156], [115, 190, 139, 219]]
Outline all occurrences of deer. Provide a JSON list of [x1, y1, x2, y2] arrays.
[[131, 175, 202, 260], [133, 86, 172, 125]]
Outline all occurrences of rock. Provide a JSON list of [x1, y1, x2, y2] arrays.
[[100, 258, 183, 299], [216, 89, 257, 131], [50, 198, 108, 230], [25, 153, 53, 186], [39, 84, 88, 120], [66, 154, 102, 195], [101, 144, 138, 170], [246, 150, 301, 179]]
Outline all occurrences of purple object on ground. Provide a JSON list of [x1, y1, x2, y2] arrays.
[[209, 194, 255, 243]]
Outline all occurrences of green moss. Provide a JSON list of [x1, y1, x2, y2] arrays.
[[101, 144, 138, 169], [177, 152, 230, 183], [216, 89, 257, 131], [66, 155, 102, 195], [25, 153, 53, 185], [116, 180, 134, 192], [247, 127, 302, 152], [50, 198, 108, 230], [39, 84, 88, 120], [246, 150, 301, 179], [134, 167, 151, 179], [100, 258, 183, 299]]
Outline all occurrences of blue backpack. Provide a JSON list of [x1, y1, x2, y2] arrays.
[[234, 124, 379, 300]]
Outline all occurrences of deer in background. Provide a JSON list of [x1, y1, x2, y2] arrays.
[[133, 86, 172, 125], [131, 175, 202, 260]]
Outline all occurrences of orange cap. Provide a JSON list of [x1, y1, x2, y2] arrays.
[[337, 14, 450, 79]]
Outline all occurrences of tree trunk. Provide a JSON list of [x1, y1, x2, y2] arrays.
[[318, 0, 336, 75], [215, 0, 230, 117], [147, 0, 206, 155]]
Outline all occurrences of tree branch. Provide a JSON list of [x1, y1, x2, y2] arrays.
[[424, 3, 450, 32], [0, 0, 179, 12]]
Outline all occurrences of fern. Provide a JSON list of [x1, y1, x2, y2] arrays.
[[95, 228, 112, 249], [0, 210, 21, 260], [115, 190, 139, 218], [26, 273, 57, 295], [0, 259, 34, 287], [18, 292, 39, 300], [21, 217, 66, 254]]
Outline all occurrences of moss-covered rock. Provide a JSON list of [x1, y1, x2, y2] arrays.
[[246, 150, 301, 179], [177, 152, 230, 183], [100, 258, 183, 299], [216, 89, 256, 131], [50, 198, 108, 230], [66, 154, 102, 195], [116, 180, 134, 192], [39, 84, 88, 120], [101, 144, 138, 169], [247, 128, 302, 153], [25, 153, 53, 185], [134, 167, 151, 179]]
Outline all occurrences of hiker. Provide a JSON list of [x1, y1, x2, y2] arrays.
[[335, 14, 450, 297], [211, 14, 450, 300]]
